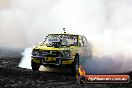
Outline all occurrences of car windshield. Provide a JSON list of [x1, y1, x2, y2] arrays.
[[44, 34, 78, 46]]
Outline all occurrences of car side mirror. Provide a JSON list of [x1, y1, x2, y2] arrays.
[[78, 42, 81, 47]]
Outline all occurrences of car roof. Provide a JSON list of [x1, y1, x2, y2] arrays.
[[48, 33, 84, 37]]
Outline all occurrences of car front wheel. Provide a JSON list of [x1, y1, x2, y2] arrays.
[[31, 62, 40, 71]]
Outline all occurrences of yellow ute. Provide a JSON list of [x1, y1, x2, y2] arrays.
[[31, 31, 92, 75]]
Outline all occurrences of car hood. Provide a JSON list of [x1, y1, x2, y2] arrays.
[[34, 45, 76, 51]]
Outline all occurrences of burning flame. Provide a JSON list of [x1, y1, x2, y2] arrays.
[[76, 65, 86, 83], [79, 65, 86, 76]]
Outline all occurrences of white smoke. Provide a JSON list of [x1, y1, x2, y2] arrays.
[[19, 48, 32, 69], [0, 0, 60, 48]]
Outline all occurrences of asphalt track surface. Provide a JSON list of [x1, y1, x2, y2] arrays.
[[0, 51, 132, 88]]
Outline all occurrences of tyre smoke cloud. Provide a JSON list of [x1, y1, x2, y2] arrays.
[[0, 0, 60, 48], [19, 48, 32, 69], [0, 0, 132, 73]]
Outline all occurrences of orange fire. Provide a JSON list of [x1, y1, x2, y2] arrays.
[[78, 65, 86, 76]]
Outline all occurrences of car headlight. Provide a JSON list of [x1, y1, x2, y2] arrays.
[[32, 51, 40, 56], [62, 51, 70, 57]]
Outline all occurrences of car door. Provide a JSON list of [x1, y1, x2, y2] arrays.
[[83, 36, 92, 59], [78, 36, 85, 65]]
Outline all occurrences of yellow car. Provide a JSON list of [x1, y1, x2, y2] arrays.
[[31, 32, 92, 75]]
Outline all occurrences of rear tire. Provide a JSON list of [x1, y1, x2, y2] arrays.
[[78, 76, 87, 84], [31, 62, 40, 71], [71, 54, 79, 76]]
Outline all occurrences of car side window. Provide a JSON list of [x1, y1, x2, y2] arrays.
[[83, 37, 87, 47], [79, 37, 84, 47]]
